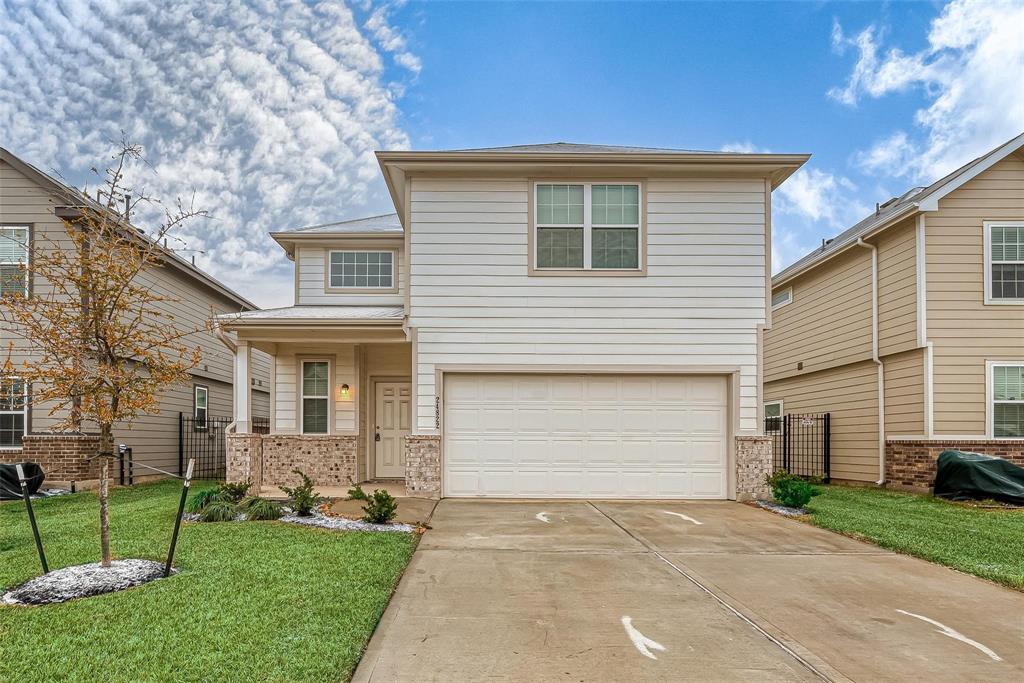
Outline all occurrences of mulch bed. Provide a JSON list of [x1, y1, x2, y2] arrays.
[[2, 559, 172, 606], [753, 499, 809, 517]]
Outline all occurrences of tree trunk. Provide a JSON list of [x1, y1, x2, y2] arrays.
[[99, 422, 113, 568]]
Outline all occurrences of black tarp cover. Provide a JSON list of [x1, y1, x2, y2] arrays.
[[933, 450, 1024, 505], [0, 462, 45, 501]]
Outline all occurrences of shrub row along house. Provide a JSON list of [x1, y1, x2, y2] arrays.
[[219, 143, 809, 500], [0, 147, 270, 485], [765, 132, 1024, 489]]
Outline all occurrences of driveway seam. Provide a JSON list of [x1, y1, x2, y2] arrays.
[[587, 501, 847, 683]]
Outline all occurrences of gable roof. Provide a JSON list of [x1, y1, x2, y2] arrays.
[[274, 212, 402, 235], [0, 146, 258, 311], [773, 131, 1024, 288], [439, 142, 722, 154]]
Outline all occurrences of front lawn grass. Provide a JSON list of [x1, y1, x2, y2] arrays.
[[807, 485, 1024, 590], [0, 480, 415, 682]]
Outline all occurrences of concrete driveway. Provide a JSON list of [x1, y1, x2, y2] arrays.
[[354, 500, 1024, 682]]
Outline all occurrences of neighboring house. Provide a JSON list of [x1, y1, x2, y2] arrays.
[[764, 132, 1024, 489], [220, 143, 808, 500], [0, 146, 270, 484]]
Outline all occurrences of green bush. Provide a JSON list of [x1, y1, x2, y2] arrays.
[[279, 469, 320, 516], [240, 496, 282, 521], [199, 499, 239, 523], [766, 470, 820, 509], [216, 480, 252, 504], [186, 488, 220, 513], [361, 489, 399, 524], [346, 483, 369, 501]]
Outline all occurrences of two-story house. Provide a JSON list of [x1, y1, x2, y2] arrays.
[[764, 132, 1024, 489], [0, 146, 270, 486], [221, 143, 808, 500]]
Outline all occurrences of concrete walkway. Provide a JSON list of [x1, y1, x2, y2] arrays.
[[354, 500, 1024, 682]]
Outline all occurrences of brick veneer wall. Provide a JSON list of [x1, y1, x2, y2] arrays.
[[405, 435, 441, 499], [735, 435, 772, 501], [226, 433, 264, 489], [0, 434, 102, 483], [261, 435, 358, 488], [886, 439, 1024, 490]]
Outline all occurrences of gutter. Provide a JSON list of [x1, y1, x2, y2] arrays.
[[856, 238, 886, 485]]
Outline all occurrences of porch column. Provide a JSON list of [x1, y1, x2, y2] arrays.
[[234, 340, 252, 433]]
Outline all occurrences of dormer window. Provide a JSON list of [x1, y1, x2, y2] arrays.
[[328, 250, 395, 290]]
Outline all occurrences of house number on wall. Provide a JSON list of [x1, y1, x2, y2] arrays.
[[435, 396, 441, 429]]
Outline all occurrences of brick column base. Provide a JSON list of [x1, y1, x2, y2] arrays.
[[226, 433, 263, 490], [735, 436, 772, 501], [886, 439, 1024, 491], [405, 435, 441, 499], [0, 434, 102, 485], [261, 435, 357, 488]]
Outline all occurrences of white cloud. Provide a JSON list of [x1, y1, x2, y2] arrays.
[[775, 168, 866, 229], [0, 0, 419, 308], [830, 0, 1024, 181], [719, 141, 765, 154]]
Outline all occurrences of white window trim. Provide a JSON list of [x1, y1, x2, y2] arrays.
[[0, 376, 27, 450], [771, 287, 793, 310], [193, 384, 209, 431], [531, 181, 644, 273], [987, 360, 1024, 439], [764, 400, 784, 417], [299, 359, 332, 435], [0, 225, 30, 297], [325, 249, 398, 293], [983, 221, 1024, 305]]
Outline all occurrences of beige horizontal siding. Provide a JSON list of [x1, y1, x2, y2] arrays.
[[926, 152, 1024, 435], [883, 347, 925, 435], [877, 217, 919, 356], [764, 360, 880, 482]]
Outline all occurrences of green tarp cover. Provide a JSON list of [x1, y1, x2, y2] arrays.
[[933, 450, 1024, 505]]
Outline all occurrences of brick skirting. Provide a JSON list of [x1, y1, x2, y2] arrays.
[[405, 435, 441, 499], [736, 435, 772, 501], [226, 433, 264, 489], [0, 434, 101, 483], [227, 433, 359, 490], [886, 439, 1024, 490]]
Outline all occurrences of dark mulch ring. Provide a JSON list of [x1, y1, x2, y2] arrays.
[[753, 499, 809, 517], [2, 559, 173, 606]]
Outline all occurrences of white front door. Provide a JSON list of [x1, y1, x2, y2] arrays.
[[444, 374, 729, 498], [374, 381, 412, 479]]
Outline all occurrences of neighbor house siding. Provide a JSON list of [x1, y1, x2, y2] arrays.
[[295, 244, 405, 306], [764, 246, 873, 383], [764, 360, 880, 482], [883, 347, 925, 436], [877, 217, 920, 357], [407, 176, 768, 434], [926, 153, 1024, 435]]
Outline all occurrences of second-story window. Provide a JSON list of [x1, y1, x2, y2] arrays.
[[329, 251, 394, 289], [986, 223, 1024, 303], [535, 183, 641, 271], [0, 226, 29, 297]]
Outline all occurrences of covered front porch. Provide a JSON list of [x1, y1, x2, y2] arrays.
[[217, 305, 426, 497]]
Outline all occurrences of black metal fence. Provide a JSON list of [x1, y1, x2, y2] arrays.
[[766, 412, 831, 482], [178, 414, 270, 480]]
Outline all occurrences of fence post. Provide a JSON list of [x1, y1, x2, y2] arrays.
[[782, 414, 791, 472], [178, 412, 185, 477], [824, 413, 832, 483]]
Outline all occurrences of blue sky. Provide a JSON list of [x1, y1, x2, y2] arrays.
[[1, 0, 1022, 306]]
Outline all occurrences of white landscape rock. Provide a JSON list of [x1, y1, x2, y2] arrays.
[[279, 510, 415, 533], [2, 559, 171, 606]]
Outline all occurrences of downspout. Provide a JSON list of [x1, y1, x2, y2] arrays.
[[856, 238, 886, 484]]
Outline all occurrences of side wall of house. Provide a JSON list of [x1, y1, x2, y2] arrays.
[[295, 243, 405, 306], [407, 175, 769, 435], [926, 152, 1024, 436]]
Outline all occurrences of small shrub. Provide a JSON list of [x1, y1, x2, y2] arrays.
[[279, 469, 320, 516], [240, 496, 282, 521], [361, 489, 398, 524], [199, 499, 239, 522], [186, 488, 220, 513], [347, 483, 368, 501], [766, 470, 820, 509], [216, 480, 252, 504]]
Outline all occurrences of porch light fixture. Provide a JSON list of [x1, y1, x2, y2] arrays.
[[339, 383, 350, 400]]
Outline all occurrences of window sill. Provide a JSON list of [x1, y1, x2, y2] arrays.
[[984, 298, 1024, 305], [528, 267, 646, 277]]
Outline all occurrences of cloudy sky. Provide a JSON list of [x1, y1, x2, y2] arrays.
[[1, 0, 1022, 308]]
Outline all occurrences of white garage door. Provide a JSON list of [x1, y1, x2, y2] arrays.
[[443, 374, 728, 498]]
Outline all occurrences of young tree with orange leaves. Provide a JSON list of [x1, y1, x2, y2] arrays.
[[1, 140, 209, 567]]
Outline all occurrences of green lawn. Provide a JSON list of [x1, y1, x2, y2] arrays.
[[807, 485, 1024, 590], [0, 480, 415, 682]]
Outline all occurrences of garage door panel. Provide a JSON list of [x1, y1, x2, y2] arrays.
[[444, 374, 728, 499]]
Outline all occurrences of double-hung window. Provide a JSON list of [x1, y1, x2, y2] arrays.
[[0, 377, 26, 448], [534, 183, 641, 271], [0, 226, 28, 297], [193, 385, 208, 431], [764, 401, 783, 432], [985, 222, 1024, 303], [328, 251, 394, 289], [992, 364, 1024, 438], [301, 361, 330, 434]]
